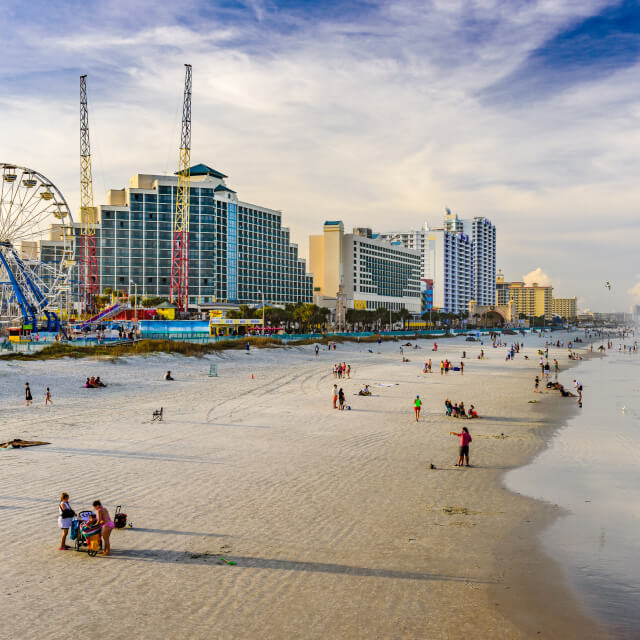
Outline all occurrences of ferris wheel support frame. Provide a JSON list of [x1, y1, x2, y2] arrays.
[[0, 162, 75, 333], [0, 243, 61, 332]]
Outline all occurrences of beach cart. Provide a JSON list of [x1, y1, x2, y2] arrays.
[[72, 510, 102, 557]]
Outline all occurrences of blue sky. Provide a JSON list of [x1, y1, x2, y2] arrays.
[[2, 0, 639, 310]]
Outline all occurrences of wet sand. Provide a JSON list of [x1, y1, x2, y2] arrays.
[[0, 336, 606, 639]]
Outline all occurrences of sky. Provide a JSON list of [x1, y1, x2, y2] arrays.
[[1, 0, 639, 311]]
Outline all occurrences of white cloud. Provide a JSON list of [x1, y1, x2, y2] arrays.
[[522, 268, 552, 287], [628, 280, 640, 303]]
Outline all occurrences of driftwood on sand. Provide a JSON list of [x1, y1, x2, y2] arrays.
[[0, 439, 50, 449]]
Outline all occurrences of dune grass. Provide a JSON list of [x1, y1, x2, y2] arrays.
[[0, 331, 453, 361]]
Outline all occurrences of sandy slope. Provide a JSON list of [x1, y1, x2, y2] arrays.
[[0, 334, 605, 639]]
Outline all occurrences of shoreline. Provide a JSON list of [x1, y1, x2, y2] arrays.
[[0, 334, 611, 639], [490, 382, 610, 639]]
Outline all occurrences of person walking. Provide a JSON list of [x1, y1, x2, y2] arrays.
[[414, 395, 422, 421], [92, 500, 113, 556], [534, 375, 540, 393], [24, 382, 32, 407], [332, 384, 338, 409], [554, 359, 559, 379], [45, 387, 52, 405], [450, 427, 472, 467], [58, 492, 75, 550]]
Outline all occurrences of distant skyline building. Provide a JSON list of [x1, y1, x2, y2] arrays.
[[309, 222, 422, 313], [496, 270, 554, 321], [552, 297, 578, 321], [379, 208, 492, 315], [63, 164, 313, 308], [442, 210, 496, 306]]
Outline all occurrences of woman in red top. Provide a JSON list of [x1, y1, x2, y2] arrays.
[[450, 426, 472, 467]]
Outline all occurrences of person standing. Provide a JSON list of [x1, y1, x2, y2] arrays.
[[24, 382, 32, 407], [338, 388, 345, 410], [92, 500, 113, 556], [459, 361, 464, 375], [332, 384, 338, 409], [414, 395, 422, 421], [58, 492, 75, 550], [45, 387, 52, 405], [534, 375, 540, 393], [554, 359, 559, 379], [450, 427, 472, 466], [573, 379, 583, 401], [315, 344, 319, 357]]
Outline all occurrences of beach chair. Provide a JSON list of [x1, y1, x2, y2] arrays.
[[152, 407, 163, 422]]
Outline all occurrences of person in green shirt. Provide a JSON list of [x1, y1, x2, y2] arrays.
[[414, 395, 422, 421]]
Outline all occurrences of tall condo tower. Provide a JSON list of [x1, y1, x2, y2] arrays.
[[170, 64, 192, 311], [79, 75, 99, 312]]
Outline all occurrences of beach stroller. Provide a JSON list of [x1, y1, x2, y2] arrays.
[[72, 510, 102, 557]]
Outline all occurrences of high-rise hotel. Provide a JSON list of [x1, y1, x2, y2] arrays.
[[74, 164, 313, 306], [380, 210, 496, 315], [309, 222, 422, 313]]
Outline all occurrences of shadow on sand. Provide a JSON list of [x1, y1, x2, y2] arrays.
[[108, 548, 497, 584], [37, 447, 221, 464], [129, 527, 227, 538]]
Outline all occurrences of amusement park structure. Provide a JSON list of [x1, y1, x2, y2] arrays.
[[79, 74, 99, 313], [0, 163, 75, 334], [169, 64, 192, 312]]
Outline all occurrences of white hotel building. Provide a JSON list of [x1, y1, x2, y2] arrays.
[[309, 222, 422, 313], [379, 210, 495, 315]]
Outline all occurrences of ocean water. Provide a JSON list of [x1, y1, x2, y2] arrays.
[[506, 349, 640, 638]]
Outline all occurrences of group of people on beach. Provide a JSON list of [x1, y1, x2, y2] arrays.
[[332, 384, 347, 410], [58, 492, 113, 556], [85, 376, 106, 388], [444, 399, 479, 419], [434, 359, 463, 374], [333, 362, 351, 379], [23, 382, 52, 406]]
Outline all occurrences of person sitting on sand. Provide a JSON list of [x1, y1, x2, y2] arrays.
[[458, 401, 467, 418], [94, 377, 106, 387], [164, 370, 174, 381], [358, 385, 372, 396], [468, 405, 479, 419], [452, 402, 459, 418], [89, 376, 98, 387], [85, 377, 95, 388]]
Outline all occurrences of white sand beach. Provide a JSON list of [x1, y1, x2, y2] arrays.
[[0, 335, 606, 639]]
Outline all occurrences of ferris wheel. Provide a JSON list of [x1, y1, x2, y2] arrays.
[[0, 163, 76, 332]]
